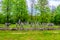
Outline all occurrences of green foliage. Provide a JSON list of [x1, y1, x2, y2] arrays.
[[12, 0, 28, 22], [0, 0, 60, 25], [2, 0, 12, 23], [35, 0, 51, 23], [53, 5, 60, 24], [1, 0, 29, 23], [36, 0, 48, 13]]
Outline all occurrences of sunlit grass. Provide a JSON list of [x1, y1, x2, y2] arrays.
[[0, 30, 60, 40]]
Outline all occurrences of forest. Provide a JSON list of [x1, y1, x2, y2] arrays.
[[0, 0, 59, 25]]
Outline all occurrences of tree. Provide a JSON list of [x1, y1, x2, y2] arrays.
[[11, 0, 28, 23], [36, 0, 48, 13], [2, 0, 12, 23], [2, 0, 29, 24], [54, 5, 60, 24], [2, 0, 13, 28], [35, 0, 51, 23]]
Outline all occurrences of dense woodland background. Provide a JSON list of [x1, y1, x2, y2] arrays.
[[0, 0, 60, 25]]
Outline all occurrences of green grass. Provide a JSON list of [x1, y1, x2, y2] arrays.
[[0, 30, 60, 40]]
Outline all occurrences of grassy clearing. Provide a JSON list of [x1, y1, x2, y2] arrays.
[[0, 30, 60, 40], [0, 24, 60, 40]]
